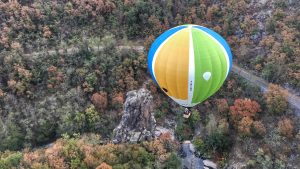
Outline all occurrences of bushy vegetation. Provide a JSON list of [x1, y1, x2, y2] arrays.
[[229, 98, 266, 137], [175, 110, 201, 141], [0, 0, 299, 168], [264, 84, 288, 115], [1, 0, 298, 89], [0, 36, 147, 150], [194, 131, 232, 158], [190, 74, 299, 167], [0, 133, 180, 169], [245, 148, 287, 169], [0, 151, 23, 169]]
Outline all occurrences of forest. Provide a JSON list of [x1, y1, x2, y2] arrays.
[[0, 0, 299, 168]]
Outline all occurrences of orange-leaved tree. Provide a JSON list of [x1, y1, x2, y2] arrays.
[[253, 120, 267, 136], [215, 98, 229, 115], [238, 116, 253, 137], [96, 162, 112, 169], [278, 118, 293, 138], [230, 98, 261, 124], [91, 91, 108, 110], [230, 98, 264, 137]]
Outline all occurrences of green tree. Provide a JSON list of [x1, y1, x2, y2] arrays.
[[188, 111, 201, 129], [62, 137, 87, 169], [202, 132, 231, 155], [255, 148, 273, 169], [262, 63, 280, 82], [164, 153, 181, 169], [175, 117, 193, 141], [0, 152, 23, 169], [0, 123, 25, 151], [193, 137, 205, 154]]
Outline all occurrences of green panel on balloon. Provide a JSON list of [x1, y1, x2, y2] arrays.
[[192, 28, 228, 103]]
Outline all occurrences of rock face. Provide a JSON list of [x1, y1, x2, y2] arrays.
[[181, 141, 204, 169], [181, 141, 218, 169], [154, 126, 175, 140], [113, 89, 156, 143]]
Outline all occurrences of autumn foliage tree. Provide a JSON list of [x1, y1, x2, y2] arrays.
[[47, 65, 64, 89], [278, 118, 293, 138], [144, 35, 155, 51], [238, 116, 253, 137], [11, 133, 180, 168], [91, 92, 108, 110], [253, 120, 267, 136], [96, 162, 112, 169], [230, 98, 265, 137], [206, 4, 220, 22], [264, 84, 288, 115], [230, 98, 261, 124], [7, 64, 32, 96], [215, 99, 229, 115], [111, 92, 124, 106]]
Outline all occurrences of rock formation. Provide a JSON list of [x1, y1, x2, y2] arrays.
[[113, 88, 156, 143]]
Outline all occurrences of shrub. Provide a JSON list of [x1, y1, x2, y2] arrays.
[[237, 118, 266, 137], [84, 72, 98, 91], [262, 63, 279, 82], [58, 105, 102, 135], [35, 120, 57, 144], [85, 105, 101, 132], [202, 132, 231, 155], [264, 84, 288, 115], [7, 65, 33, 96], [175, 121, 193, 141], [217, 118, 229, 134], [47, 65, 64, 89], [254, 147, 287, 169], [0, 132, 180, 168], [255, 148, 273, 169], [193, 137, 205, 154], [144, 35, 155, 51], [206, 114, 218, 135], [155, 110, 165, 119], [188, 110, 201, 129], [230, 98, 261, 124], [0, 123, 25, 151], [253, 121, 266, 137], [164, 153, 181, 169], [274, 0, 287, 8], [62, 137, 87, 169], [206, 4, 220, 21], [277, 118, 293, 138], [238, 117, 253, 137], [215, 99, 229, 115], [91, 92, 108, 110], [96, 162, 112, 169], [111, 92, 124, 106], [266, 18, 276, 34], [0, 152, 23, 169]]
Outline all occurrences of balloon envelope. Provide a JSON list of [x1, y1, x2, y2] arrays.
[[148, 25, 232, 107]]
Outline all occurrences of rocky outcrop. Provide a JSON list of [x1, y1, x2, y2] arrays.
[[181, 141, 204, 169], [154, 126, 175, 140], [113, 89, 156, 143], [181, 141, 218, 169]]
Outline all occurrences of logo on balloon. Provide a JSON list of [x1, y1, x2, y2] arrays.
[[203, 72, 212, 81]]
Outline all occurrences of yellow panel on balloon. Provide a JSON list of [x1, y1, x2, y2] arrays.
[[154, 28, 189, 100]]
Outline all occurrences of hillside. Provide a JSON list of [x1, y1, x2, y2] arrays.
[[0, 0, 299, 169]]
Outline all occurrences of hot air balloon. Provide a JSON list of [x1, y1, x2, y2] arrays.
[[148, 24, 232, 108]]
